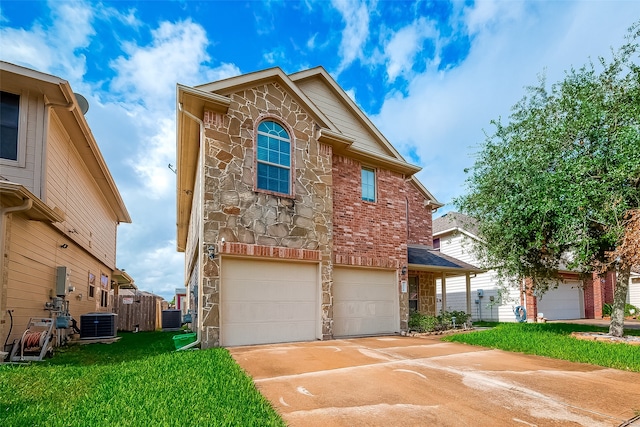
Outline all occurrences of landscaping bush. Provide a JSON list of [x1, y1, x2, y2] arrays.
[[409, 310, 471, 332], [408, 312, 438, 332], [603, 303, 639, 317]]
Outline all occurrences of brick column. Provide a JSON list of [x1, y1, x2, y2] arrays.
[[603, 270, 616, 305], [524, 278, 537, 321], [585, 272, 606, 319]]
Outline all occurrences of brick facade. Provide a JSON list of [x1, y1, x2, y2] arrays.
[[332, 154, 408, 266], [406, 181, 433, 246]]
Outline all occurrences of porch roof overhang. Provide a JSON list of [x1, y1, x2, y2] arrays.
[[408, 245, 484, 276], [112, 268, 137, 290], [0, 181, 65, 222]]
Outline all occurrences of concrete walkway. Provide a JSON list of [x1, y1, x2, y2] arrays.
[[230, 335, 640, 427]]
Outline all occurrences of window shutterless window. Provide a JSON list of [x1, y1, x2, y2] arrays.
[[0, 91, 20, 161], [256, 120, 291, 194], [361, 167, 376, 202]]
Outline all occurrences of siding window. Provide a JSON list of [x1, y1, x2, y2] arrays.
[[100, 290, 109, 308], [0, 91, 20, 161], [100, 273, 109, 308], [88, 272, 96, 299], [433, 238, 440, 250], [361, 167, 376, 202], [256, 120, 291, 195]]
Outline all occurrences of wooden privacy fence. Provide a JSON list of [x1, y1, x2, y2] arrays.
[[114, 294, 163, 332]]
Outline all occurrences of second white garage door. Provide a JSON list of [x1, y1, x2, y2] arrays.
[[221, 258, 318, 347], [537, 281, 584, 320], [333, 267, 399, 337]]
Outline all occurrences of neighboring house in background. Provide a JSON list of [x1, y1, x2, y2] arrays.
[[629, 270, 640, 309], [176, 66, 481, 348], [0, 62, 131, 349], [433, 211, 618, 322]]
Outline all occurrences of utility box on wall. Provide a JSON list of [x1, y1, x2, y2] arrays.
[[56, 266, 71, 296]]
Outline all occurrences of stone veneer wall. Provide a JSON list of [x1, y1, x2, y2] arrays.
[[413, 271, 437, 316], [406, 181, 433, 246], [197, 82, 334, 348]]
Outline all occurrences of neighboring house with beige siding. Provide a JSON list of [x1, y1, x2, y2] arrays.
[[176, 66, 481, 349], [0, 61, 131, 350]]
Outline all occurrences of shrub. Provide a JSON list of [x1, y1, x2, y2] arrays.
[[409, 310, 471, 332], [408, 312, 438, 332], [603, 303, 639, 317], [439, 310, 471, 327]]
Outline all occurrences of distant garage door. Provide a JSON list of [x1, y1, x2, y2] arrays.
[[333, 267, 399, 337], [537, 281, 583, 320], [221, 258, 318, 347]]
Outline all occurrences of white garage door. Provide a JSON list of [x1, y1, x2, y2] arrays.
[[221, 258, 318, 347], [333, 267, 399, 337], [537, 281, 583, 320]]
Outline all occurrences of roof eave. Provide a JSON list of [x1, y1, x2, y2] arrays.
[[176, 84, 232, 251], [0, 181, 65, 222]]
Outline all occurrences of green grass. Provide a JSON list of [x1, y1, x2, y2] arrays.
[[444, 322, 640, 372], [0, 331, 285, 427]]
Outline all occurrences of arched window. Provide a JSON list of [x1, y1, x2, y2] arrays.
[[256, 120, 291, 194]]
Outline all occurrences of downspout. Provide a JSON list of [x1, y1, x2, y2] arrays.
[[176, 103, 204, 351]]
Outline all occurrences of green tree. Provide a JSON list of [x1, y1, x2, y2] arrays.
[[456, 22, 640, 337]]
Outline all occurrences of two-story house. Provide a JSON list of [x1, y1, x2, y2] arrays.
[[0, 62, 131, 349], [176, 67, 481, 348]]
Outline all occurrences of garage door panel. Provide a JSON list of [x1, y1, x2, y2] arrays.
[[221, 258, 318, 346], [538, 281, 583, 320], [225, 281, 316, 302], [223, 302, 317, 322], [333, 301, 396, 317], [224, 321, 316, 347], [333, 267, 398, 337]]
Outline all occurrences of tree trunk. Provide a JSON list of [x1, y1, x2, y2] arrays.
[[609, 265, 631, 337]]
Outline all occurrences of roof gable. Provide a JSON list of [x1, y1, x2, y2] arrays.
[[0, 61, 131, 223], [433, 212, 481, 239]]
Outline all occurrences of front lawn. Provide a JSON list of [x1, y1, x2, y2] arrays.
[[444, 323, 640, 372], [0, 331, 285, 427]]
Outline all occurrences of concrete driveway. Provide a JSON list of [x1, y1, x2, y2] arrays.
[[230, 335, 640, 427]]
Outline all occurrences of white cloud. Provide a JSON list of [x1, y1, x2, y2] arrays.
[[0, 0, 94, 82], [374, 1, 640, 210], [384, 17, 438, 82], [204, 62, 241, 82], [331, 0, 371, 73], [109, 19, 210, 106]]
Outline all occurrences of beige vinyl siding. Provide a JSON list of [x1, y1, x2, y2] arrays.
[[185, 154, 201, 277], [296, 78, 391, 157], [435, 231, 520, 322], [3, 214, 112, 345], [0, 91, 45, 197], [45, 113, 118, 269]]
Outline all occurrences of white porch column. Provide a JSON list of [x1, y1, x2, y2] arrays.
[[466, 272, 471, 315], [441, 272, 447, 313]]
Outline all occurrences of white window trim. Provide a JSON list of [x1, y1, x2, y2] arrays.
[[0, 89, 28, 168], [361, 166, 376, 202], [253, 115, 296, 198]]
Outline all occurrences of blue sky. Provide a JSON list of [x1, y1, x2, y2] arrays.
[[1, 0, 638, 300]]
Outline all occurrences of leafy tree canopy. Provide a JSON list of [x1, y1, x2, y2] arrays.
[[456, 22, 639, 335]]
